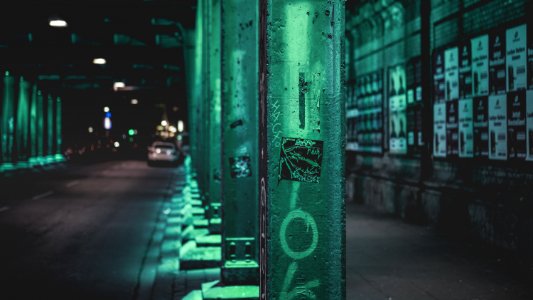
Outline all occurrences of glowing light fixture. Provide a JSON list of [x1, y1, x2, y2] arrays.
[[128, 129, 135, 136], [104, 106, 110, 113], [169, 126, 177, 133], [49, 19, 67, 28], [161, 120, 168, 127], [113, 82, 125, 91], [104, 117, 112, 130], [177, 120, 184, 132], [131, 99, 139, 105], [88, 126, 94, 133], [114, 141, 120, 148], [93, 58, 106, 65]]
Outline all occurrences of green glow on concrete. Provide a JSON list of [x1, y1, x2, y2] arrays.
[[179, 244, 222, 270], [260, 1, 346, 299], [158, 256, 180, 273], [195, 234, 222, 247], [164, 225, 182, 237], [2, 71, 15, 164], [161, 240, 181, 253], [202, 280, 259, 300], [167, 217, 183, 225], [193, 219, 209, 228]]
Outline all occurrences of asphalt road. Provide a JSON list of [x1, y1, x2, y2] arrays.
[[0, 160, 179, 300]]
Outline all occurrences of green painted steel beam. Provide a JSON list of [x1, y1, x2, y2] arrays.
[[220, 0, 260, 286], [2, 71, 15, 164], [207, 0, 222, 221], [259, 1, 346, 299], [16, 77, 31, 162], [56, 97, 62, 156], [46, 94, 54, 156]]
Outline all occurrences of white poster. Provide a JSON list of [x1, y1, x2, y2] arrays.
[[459, 98, 474, 158], [506, 24, 527, 91], [471, 35, 489, 96], [445, 47, 459, 100], [488, 95, 508, 160], [527, 90, 533, 160], [434, 103, 447, 158]]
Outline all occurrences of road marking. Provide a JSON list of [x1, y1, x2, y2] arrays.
[[0, 206, 9, 213], [32, 190, 54, 200], [66, 180, 80, 188]]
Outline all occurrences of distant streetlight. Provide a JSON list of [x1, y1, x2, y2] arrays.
[[177, 120, 184, 132], [93, 58, 106, 65], [49, 18, 67, 28], [114, 142, 120, 148], [161, 120, 168, 127], [88, 126, 94, 133], [103, 106, 110, 112], [131, 99, 139, 105]]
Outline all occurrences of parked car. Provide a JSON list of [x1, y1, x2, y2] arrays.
[[147, 141, 180, 166]]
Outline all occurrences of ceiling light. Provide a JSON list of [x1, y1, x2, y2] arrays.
[[49, 19, 67, 28], [93, 58, 106, 65], [104, 106, 110, 113], [131, 99, 139, 105], [113, 82, 125, 91]]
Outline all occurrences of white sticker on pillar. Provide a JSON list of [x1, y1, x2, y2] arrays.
[[488, 94, 508, 160], [459, 98, 474, 158], [506, 24, 527, 92], [527, 90, 533, 160], [433, 103, 447, 158]]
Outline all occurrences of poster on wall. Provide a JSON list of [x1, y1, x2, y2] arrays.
[[459, 42, 472, 98], [406, 57, 423, 154], [507, 91, 526, 159], [471, 35, 489, 96], [459, 98, 474, 158], [445, 47, 459, 101], [529, 24, 533, 90], [527, 90, 533, 160], [389, 65, 407, 154], [488, 94, 508, 160], [446, 100, 459, 156], [506, 24, 527, 92], [434, 50, 445, 101], [434, 103, 447, 158], [489, 31, 506, 95], [474, 96, 489, 158]]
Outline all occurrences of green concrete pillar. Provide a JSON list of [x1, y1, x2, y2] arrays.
[[16, 77, 31, 163], [220, 0, 259, 285], [29, 85, 38, 159], [259, 1, 346, 299], [46, 94, 54, 157], [36, 90, 44, 158], [190, 0, 205, 174], [2, 71, 16, 165], [207, 0, 222, 221], [56, 97, 62, 157]]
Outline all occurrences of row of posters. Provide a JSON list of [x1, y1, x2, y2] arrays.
[[435, 24, 529, 102], [346, 71, 384, 153], [434, 90, 533, 160]]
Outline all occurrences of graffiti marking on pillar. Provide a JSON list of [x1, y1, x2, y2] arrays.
[[279, 209, 318, 260], [229, 156, 252, 178], [279, 137, 323, 183]]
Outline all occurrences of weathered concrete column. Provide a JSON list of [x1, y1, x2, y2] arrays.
[[55, 97, 62, 158], [16, 77, 31, 163], [207, 0, 222, 223], [1, 71, 16, 166], [36, 90, 44, 158], [259, 1, 346, 299], [220, 0, 259, 288], [46, 94, 54, 158]]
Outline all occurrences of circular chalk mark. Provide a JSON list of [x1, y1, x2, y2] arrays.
[[280, 209, 318, 260]]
